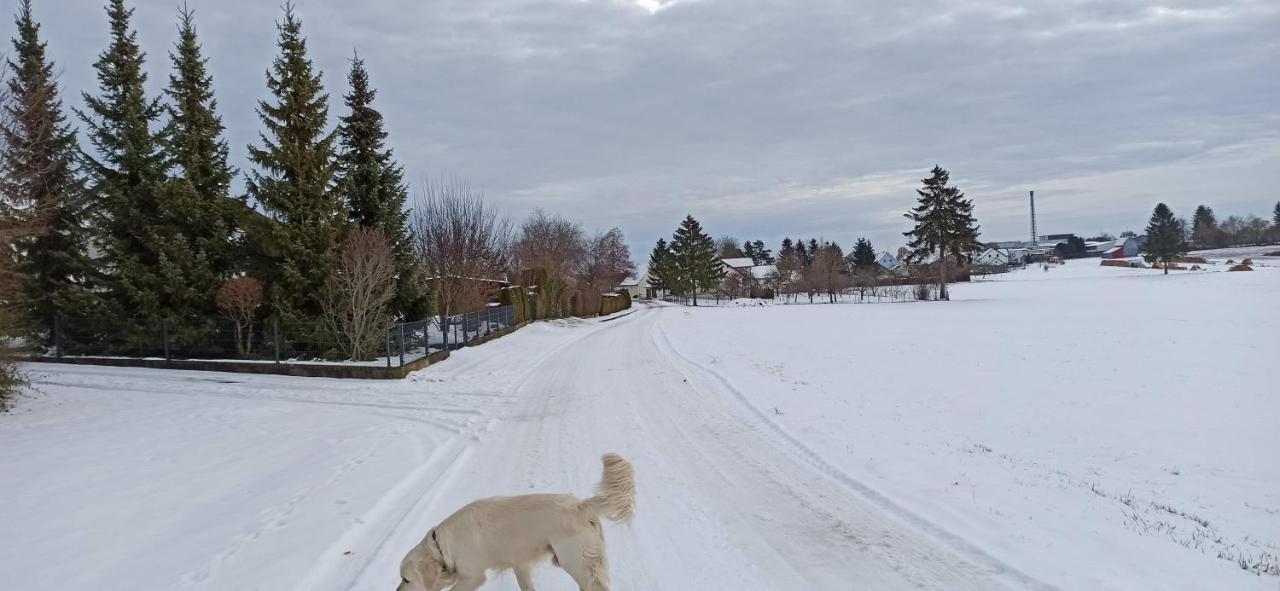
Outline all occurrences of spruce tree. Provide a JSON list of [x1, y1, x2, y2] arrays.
[[750, 239, 772, 265], [903, 165, 981, 300], [78, 0, 177, 341], [1190, 205, 1217, 248], [1143, 203, 1187, 275], [779, 238, 794, 260], [646, 238, 672, 295], [1273, 201, 1279, 229], [741, 240, 756, 262], [794, 239, 808, 267], [669, 215, 722, 306], [851, 237, 876, 270], [334, 53, 426, 319], [1, 0, 95, 345], [246, 3, 342, 344], [159, 4, 245, 344]]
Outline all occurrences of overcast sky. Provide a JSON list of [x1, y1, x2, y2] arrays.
[[15, 0, 1280, 257]]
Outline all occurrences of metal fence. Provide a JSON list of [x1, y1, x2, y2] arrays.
[[384, 305, 516, 366], [40, 304, 518, 368]]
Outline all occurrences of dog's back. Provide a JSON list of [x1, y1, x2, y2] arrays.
[[401, 454, 635, 591]]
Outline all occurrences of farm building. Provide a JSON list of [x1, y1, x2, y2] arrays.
[[1123, 235, 1147, 257]]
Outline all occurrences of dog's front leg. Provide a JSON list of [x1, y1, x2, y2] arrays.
[[450, 572, 486, 591], [513, 564, 535, 591]]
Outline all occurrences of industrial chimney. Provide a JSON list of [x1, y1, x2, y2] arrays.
[[1029, 190, 1037, 247]]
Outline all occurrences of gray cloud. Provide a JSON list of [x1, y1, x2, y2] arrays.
[[16, 0, 1280, 255]]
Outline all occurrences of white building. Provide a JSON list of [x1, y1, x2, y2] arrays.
[[620, 265, 660, 299], [974, 247, 1012, 267], [876, 251, 898, 271]]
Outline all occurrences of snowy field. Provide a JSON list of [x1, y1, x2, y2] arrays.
[[2, 254, 1277, 590]]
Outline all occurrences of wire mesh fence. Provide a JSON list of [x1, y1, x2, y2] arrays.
[[39, 304, 518, 368], [385, 305, 516, 366]]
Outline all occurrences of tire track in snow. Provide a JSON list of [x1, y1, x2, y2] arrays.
[[375, 305, 1028, 589], [334, 310, 652, 591]]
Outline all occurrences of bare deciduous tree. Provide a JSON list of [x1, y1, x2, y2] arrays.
[[580, 227, 635, 293], [411, 179, 510, 324], [512, 210, 585, 318], [805, 242, 848, 303], [215, 276, 264, 356], [322, 227, 398, 360]]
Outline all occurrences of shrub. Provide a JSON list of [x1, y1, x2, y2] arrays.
[[500, 286, 530, 324], [216, 277, 265, 356]]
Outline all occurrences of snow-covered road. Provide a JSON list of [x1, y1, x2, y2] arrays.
[[342, 303, 1045, 590]]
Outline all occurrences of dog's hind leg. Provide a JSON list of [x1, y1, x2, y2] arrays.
[[551, 532, 610, 591], [514, 564, 536, 591]]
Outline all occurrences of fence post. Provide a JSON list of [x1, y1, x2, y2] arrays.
[[53, 315, 63, 358], [385, 327, 393, 367], [162, 319, 171, 361], [272, 317, 281, 364], [398, 322, 406, 366]]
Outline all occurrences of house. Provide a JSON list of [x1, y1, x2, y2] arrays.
[[974, 247, 1012, 267], [876, 251, 898, 271], [719, 257, 755, 272], [1103, 246, 1124, 259], [620, 265, 664, 299], [719, 258, 777, 298]]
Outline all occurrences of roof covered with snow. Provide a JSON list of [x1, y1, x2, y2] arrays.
[[721, 257, 755, 268]]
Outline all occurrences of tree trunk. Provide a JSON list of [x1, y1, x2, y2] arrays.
[[938, 258, 948, 301]]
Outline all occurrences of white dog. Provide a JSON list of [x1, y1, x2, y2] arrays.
[[397, 453, 635, 591]]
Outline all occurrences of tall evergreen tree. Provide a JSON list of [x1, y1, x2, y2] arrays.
[[1, 0, 95, 344], [77, 0, 179, 338], [903, 165, 981, 300], [246, 3, 342, 343], [646, 238, 673, 295], [1273, 201, 1279, 229], [334, 53, 426, 319], [158, 4, 246, 343], [851, 237, 876, 270], [1190, 205, 1218, 248], [741, 240, 757, 263], [1143, 203, 1187, 275], [794, 239, 809, 267], [807, 238, 819, 266], [750, 239, 772, 265], [779, 237, 794, 260], [669, 215, 722, 306]]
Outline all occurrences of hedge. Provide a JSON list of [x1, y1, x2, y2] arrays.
[[599, 291, 632, 316]]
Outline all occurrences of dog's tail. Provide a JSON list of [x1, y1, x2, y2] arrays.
[[582, 453, 635, 523]]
